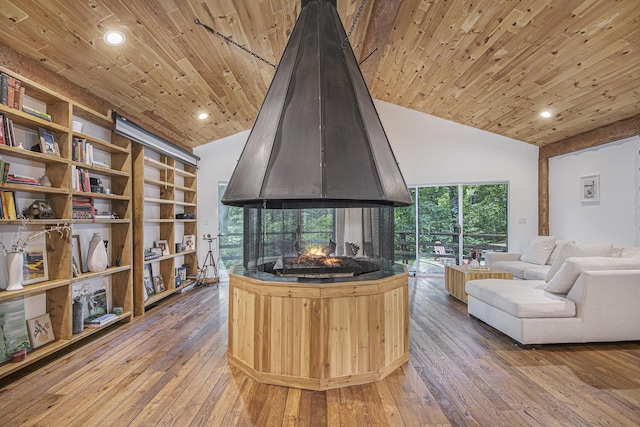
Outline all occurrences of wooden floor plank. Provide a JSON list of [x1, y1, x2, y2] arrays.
[[0, 277, 638, 426]]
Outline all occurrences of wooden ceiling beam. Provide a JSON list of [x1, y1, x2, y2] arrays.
[[540, 114, 640, 160], [538, 112, 640, 236], [358, 0, 403, 86]]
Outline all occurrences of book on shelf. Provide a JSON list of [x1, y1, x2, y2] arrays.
[[72, 137, 93, 164], [0, 73, 26, 112], [0, 113, 13, 146], [22, 105, 51, 122], [0, 73, 7, 106], [7, 173, 41, 186], [92, 160, 109, 168], [8, 119, 16, 147], [93, 211, 111, 219], [0, 114, 5, 145], [1, 191, 18, 219], [72, 195, 94, 219], [84, 313, 118, 328], [72, 166, 92, 192], [0, 158, 10, 182]]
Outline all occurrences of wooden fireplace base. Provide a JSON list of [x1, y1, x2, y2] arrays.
[[228, 267, 409, 391]]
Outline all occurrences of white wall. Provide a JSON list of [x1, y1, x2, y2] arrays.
[[549, 135, 639, 246], [194, 100, 541, 261]]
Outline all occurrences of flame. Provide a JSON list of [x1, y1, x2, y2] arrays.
[[297, 247, 344, 267]]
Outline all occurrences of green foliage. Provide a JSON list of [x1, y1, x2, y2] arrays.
[[394, 184, 508, 260]]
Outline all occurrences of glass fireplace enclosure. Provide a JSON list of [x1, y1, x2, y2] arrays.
[[242, 205, 395, 278]]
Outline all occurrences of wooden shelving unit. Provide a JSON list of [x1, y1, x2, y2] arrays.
[[132, 145, 197, 316], [0, 67, 133, 379]]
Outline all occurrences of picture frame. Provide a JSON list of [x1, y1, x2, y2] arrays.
[[85, 288, 107, 319], [580, 174, 600, 204], [154, 274, 165, 293], [182, 234, 196, 251], [143, 263, 155, 299], [0, 298, 32, 362], [150, 247, 163, 257], [155, 239, 170, 256], [38, 127, 59, 157], [71, 234, 84, 275], [22, 232, 48, 285], [27, 313, 55, 349]]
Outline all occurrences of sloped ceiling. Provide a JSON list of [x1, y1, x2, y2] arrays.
[[0, 0, 638, 150]]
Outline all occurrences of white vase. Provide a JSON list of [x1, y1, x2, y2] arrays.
[[6, 252, 24, 291], [87, 233, 108, 272]]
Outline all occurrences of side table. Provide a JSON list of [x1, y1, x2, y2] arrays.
[[444, 265, 513, 303]]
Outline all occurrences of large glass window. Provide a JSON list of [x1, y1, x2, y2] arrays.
[[218, 183, 243, 269], [394, 183, 508, 274]]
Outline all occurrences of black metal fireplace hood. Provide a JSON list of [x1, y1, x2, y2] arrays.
[[221, 0, 412, 209]]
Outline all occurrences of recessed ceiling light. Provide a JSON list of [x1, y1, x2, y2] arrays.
[[198, 113, 209, 120], [540, 111, 552, 118], [104, 31, 126, 46]]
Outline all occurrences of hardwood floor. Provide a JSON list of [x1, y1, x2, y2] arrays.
[[1, 276, 639, 426]]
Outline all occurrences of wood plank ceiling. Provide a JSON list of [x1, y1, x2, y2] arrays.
[[0, 0, 638, 150]]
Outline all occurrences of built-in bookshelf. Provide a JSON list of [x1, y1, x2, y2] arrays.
[[0, 67, 133, 379], [132, 144, 197, 316]]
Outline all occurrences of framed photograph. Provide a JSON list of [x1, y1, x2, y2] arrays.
[[580, 174, 600, 204], [71, 235, 83, 276], [85, 288, 107, 319], [155, 239, 170, 256], [36, 200, 56, 219], [27, 313, 55, 348], [38, 127, 59, 157], [154, 274, 165, 293], [143, 263, 155, 299], [0, 298, 32, 362], [150, 247, 163, 257], [182, 234, 196, 251], [22, 232, 48, 285]]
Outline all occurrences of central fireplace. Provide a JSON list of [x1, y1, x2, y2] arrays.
[[242, 205, 395, 280], [222, 0, 412, 390]]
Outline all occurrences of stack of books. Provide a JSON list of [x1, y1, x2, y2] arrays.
[[72, 196, 94, 219], [0, 73, 25, 112], [84, 313, 118, 329], [71, 165, 91, 192], [72, 137, 93, 164], [0, 112, 17, 147], [0, 191, 18, 219], [6, 173, 41, 186]]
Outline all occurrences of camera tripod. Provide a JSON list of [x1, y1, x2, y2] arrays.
[[197, 234, 219, 286]]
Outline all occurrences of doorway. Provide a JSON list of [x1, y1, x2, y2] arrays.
[[394, 183, 508, 274]]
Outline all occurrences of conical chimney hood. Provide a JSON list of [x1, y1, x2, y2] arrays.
[[222, 0, 412, 209]]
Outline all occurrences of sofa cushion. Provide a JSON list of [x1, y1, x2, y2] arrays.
[[523, 266, 551, 280], [491, 260, 540, 279], [520, 236, 557, 265], [546, 240, 575, 265], [545, 242, 613, 282], [465, 279, 575, 318], [544, 256, 640, 294], [618, 247, 640, 259]]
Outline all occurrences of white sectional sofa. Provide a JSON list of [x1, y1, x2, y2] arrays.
[[466, 237, 640, 346]]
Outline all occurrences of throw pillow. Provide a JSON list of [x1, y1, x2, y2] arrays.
[[520, 236, 557, 265], [544, 256, 640, 294], [546, 240, 575, 265], [620, 247, 640, 259], [545, 242, 613, 282]]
